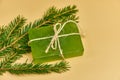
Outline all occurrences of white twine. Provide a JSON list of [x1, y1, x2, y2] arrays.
[[28, 20, 85, 59]]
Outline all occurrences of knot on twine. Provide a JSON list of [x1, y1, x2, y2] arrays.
[[28, 20, 85, 59], [45, 22, 65, 59]]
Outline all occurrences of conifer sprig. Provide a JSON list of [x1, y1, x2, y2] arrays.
[[0, 61, 70, 75], [0, 5, 78, 56], [0, 5, 78, 74]]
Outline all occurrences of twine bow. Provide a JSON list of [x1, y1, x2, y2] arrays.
[[45, 23, 65, 59]]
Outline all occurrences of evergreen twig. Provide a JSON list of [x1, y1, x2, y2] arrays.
[[0, 5, 78, 55], [0, 61, 70, 75], [0, 5, 78, 74]]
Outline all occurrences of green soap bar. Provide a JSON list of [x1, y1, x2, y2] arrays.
[[28, 22, 84, 63]]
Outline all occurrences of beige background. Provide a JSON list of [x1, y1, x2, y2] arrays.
[[0, 0, 120, 80]]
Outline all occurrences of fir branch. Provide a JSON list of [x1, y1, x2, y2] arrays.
[[0, 5, 78, 75], [0, 61, 70, 75], [0, 5, 79, 56]]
